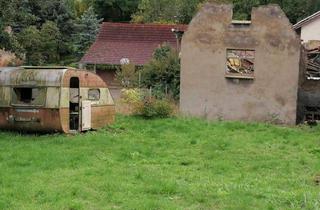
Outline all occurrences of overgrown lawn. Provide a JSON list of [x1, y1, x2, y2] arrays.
[[0, 116, 320, 209]]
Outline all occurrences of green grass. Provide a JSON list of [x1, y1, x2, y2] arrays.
[[0, 116, 320, 210]]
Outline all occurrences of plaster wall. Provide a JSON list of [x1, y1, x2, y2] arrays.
[[301, 16, 320, 43], [180, 4, 301, 124]]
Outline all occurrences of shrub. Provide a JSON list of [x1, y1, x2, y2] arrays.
[[153, 99, 174, 118], [141, 44, 180, 100], [121, 88, 142, 105], [135, 97, 174, 119], [116, 63, 139, 88], [118, 88, 143, 115], [119, 88, 175, 118], [0, 50, 23, 67]]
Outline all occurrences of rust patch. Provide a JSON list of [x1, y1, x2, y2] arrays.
[[63, 69, 107, 88], [0, 108, 61, 132]]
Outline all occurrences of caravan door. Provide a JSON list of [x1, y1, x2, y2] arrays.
[[81, 100, 91, 131]]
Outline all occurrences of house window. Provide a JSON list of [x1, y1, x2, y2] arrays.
[[88, 89, 100, 100], [226, 49, 255, 79], [12, 87, 46, 106]]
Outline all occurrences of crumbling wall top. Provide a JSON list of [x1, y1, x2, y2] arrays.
[[190, 3, 295, 32]]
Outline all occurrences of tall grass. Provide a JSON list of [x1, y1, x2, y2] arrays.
[[0, 116, 319, 209]]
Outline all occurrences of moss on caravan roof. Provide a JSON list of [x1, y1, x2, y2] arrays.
[[0, 66, 69, 87], [21, 66, 74, 70]]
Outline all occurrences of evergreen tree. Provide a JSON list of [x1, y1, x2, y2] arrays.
[[0, 0, 37, 31], [73, 7, 102, 57], [40, 21, 61, 63], [93, 0, 139, 22], [141, 44, 181, 100], [132, 0, 320, 24], [17, 26, 42, 65], [17, 21, 61, 65], [69, 0, 95, 17], [1, 0, 319, 66], [34, 0, 76, 57]]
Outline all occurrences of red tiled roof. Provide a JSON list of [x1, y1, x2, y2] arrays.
[[80, 22, 188, 65]]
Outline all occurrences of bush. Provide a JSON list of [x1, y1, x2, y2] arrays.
[[135, 98, 174, 119], [153, 99, 174, 118], [116, 64, 139, 88], [141, 44, 180, 100], [0, 50, 23, 67], [119, 88, 175, 118], [118, 88, 143, 115], [121, 88, 142, 105]]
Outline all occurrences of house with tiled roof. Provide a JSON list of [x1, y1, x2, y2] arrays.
[[80, 22, 187, 89], [294, 11, 320, 43]]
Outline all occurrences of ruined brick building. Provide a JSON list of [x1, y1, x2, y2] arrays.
[[180, 4, 302, 125]]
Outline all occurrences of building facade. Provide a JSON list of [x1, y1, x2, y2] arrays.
[[294, 11, 320, 43], [80, 22, 186, 84], [180, 4, 301, 124], [80, 22, 187, 100]]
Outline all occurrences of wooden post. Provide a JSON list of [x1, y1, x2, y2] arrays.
[[139, 71, 141, 88], [149, 87, 152, 99], [165, 84, 168, 96]]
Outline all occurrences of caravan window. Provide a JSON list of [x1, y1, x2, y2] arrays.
[[12, 87, 46, 106], [88, 89, 100, 100]]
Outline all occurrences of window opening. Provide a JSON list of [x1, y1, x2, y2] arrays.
[[88, 89, 100, 100], [12, 87, 45, 106], [226, 49, 255, 79]]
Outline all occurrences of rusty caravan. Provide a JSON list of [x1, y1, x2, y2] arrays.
[[0, 66, 115, 133]]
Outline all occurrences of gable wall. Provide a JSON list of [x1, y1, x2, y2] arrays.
[[301, 16, 320, 43], [180, 4, 301, 124]]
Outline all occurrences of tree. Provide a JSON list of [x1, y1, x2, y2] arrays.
[[73, 6, 102, 57], [34, 0, 76, 57], [17, 21, 61, 65], [132, 0, 179, 23], [132, 0, 209, 23], [40, 21, 61, 63], [0, 0, 37, 31], [0, 27, 25, 59], [68, 0, 95, 17], [17, 26, 42, 65], [1, 0, 319, 67], [224, 0, 320, 23], [0, 25, 12, 50], [132, 0, 320, 24], [93, 0, 139, 22], [0, 0, 76, 62], [176, 0, 202, 23], [141, 44, 181, 100]]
